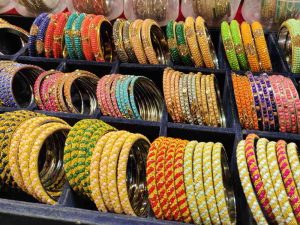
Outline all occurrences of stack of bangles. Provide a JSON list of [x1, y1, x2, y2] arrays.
[[232, 72, 300, 133], [17, 0, 59, 14], [166, 17, 219, 68], [192, 0, 231, 21], [28, 12, 115, 62], [278, 19, 300, 73], [113, 18, 170, 64], [237, 134, 300, 224], [64, 119, 150, 216], [0, 19, 29, 55], [163, 68, 226, 127], [0, 110, 70, 204], [221, 20, 272, 72], [97, 74, 163, 121], [146, 137, 236, 224], [71, 0, 111, 15]]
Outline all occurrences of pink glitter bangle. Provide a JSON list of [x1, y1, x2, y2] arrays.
[[43, 73, 64, 111], [110, 75, 123, 118], [276, 140, 300, 222], [245, 134, 276, 222], [97, 75, 110, 116], [104, 74, 119, 117]]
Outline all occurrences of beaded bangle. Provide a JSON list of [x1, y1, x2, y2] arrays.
[[73, 13, 86, 60], [287, 143, 300, 195], [166, 20, 181, 65], [44, 13, 61, 58], [121, 75, 135, 119], [175, 22, 193, 66], [36, 14, 51, 56], [65, 13, 79, 59], [80, 14, 95, 61], [232, 74, 245, 128], [205, 75, 217, 126], [53, 12, 70, 59]]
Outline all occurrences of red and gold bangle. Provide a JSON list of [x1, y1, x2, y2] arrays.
[[45, 73, 65, 112], [53, 13, 70, 58], [81, 14, 95, 61], [277, 140, 300, 223], [164, 139, 182, 221], [173, 139, 192, 223], [146, 137, 164, 219], [245, 134, 276, 222], [155, 138, 172, 220], [44, 13, 62, 58]]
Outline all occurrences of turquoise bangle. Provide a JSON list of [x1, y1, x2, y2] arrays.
[[116, 77, 127, 117], [73, 13, 86, 60], [129, 76, 142, 120], [121, 75, 135, 119], [65, 13, 79, 59]]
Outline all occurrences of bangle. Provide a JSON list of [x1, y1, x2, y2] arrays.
[[53, 12, 70, 59], [221, 21, 240, 70], [175, 22, 193, 66], [110, 75, 123, 118], [64, 13, 79, 59], [44, 13, 61, 58], [185, 17, 204, 68], [163, 68, 176, 122], [29, 13, 48, 56], [230, 20, 248, 70], [123, 21, 138, 63], [195, 16, 219, 69], [81, 14, 95, 61], [166, 20, 181, 65], [113, 19, 129, 63], [251, 21, 272, 72], [287, 143, 300, 196], [232, 74, 245, 128], [72, 13, 86, 60], [130, 19, 148, 64], [200, 75, 209, 125], [241, 22, 260, 72], [36, 14, 51, 56], [195, 73, 204, 125], [171, 70, 183, 122]]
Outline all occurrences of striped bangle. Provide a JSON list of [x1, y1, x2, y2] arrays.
[[287, 143, 300, 198]]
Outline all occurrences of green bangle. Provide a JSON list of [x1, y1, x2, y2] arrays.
[[175, 22, 194, 66], [221, 21, 240, 71], [166, 20, 181, 65], [230, 20, 248, 70], [64, 13, 78, 59], [73, 13, 86, 60]]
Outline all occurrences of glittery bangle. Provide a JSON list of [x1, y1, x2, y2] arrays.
[[205, 75, 217, 126], [200, 75, 209, 125], [81, 14, 95, 61], [36, 14, 51, 56], [53, 12, 70, 59], [44, 13, 61, 58], [123, 21, 138, 63], [104, 74, 119, 117], [72, 13, 86, 60], [130, 19, 148, 64], [175, 22, 193, 67], [171, 70, 183, 122], [166, 20, 181, 65], [163, 68, 176, 122], [110, 75, 123, 118], [113, 19, 129, 63], [65, 13, 79, 59], [121, 75, 136, 119]]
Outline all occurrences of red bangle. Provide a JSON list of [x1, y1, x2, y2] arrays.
[[44, 13, 62, 58], [245, 134, 276, 222], [110, 75, 123, 118], [276, 140, 300, 222], [53, 13, 70, 58], [81, 14, 95, 61]]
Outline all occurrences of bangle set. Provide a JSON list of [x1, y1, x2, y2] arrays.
[[113, 18, 170, 64], [64, 119, 150, 216], [232, 72, 300, 133], [163, 68, 225, 127], [166, 17, 219, 68], [72, 0, 111, 16], [132, 0, 168, 22], [278, 19, 300, 73], [17, 0, 57, 14], [97, 74, 163, 121], [0, 110, 70, 204], [192, 0, 231, 21], [237, 134, 300, 224], [222, 20, 272, 72], [147, 137, 236, 224], [29, 12, 114, 62]]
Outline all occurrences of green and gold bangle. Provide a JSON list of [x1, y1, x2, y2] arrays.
[[230, 20, 248, 70], [64, 13, 78, 59], [175, 22, 194, 67], [73, 13, 86, 60], [221, 21, 240, 71], [166, 20, 181, 65]]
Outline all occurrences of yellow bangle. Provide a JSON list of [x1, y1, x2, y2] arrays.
[[251, 21, 272, 72], [107, 131, 130, 213], [130, 19, 148, 64], [236, 140, 268, 224], [200, 75, 209, 125], [193, 142, 211, 224], [205, 75, 217, 126], [184, 17, 204, 68], [287, 143, 300, 196], [183, 141, 201, 224]]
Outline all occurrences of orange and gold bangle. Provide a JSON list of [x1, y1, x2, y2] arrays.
[[81, 14, 95, 61], [232, 74, 245, 128], [241, 22, 261, 72], [89, 15, 113, 62], [53, 12, 70, 58], [251, 21, 272, 72], [185, 17, 204, 68], [44, 13, 62, 58], [170, 70, 182, 122], [163, 68, 177, 122], [130, 19, 148, 64]]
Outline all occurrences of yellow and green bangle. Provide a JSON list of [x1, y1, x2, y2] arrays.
[[166, 20, 181, 65], [230, 20, 248, 70], [221, 21, 240, 71], [175, 22, 194, 67]]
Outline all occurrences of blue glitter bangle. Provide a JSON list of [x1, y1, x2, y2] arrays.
[[116, 77, 126, 117], [122, 75, 135, 119], [36, 14, 51, 56], [28, 13, 48, 56], [73, 13, 86, 60], [65, 13, 79, 59]]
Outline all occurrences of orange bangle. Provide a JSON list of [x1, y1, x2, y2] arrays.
[[251, 21, 272, 72], [53, 13, 70, 59], [44, 13, 62, 58], [163, 68, 177, 122], [130, 19, 148, 64], [173, 71, 184, 123], [232, 73, 245, 128], [81, 14, 95, 61], [241, 22, 260, 72]]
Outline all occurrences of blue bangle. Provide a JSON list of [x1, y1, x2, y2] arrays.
[[65, 13, 79, 59], [36, 14, 51, 56], [129, 76, 143, 120], [122, 75, 135, 119], [28, 13, 48, 56], [73, 13, 86, 60], [116, 77, 126, 117]]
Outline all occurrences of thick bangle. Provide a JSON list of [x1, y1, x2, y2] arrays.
[[166, 20, 181, 65], [44, 13, 61, 58], [185, 17, 204, 68], [251, 21, 272, 72], [175, 22, 193, 66], [230, 20, 248, 70], [123, 21, 138, 63], [130, 19, 148, 64], [53, 12, 70, 59], [72, 13, 86, 60], [29, 13, 48, 56], [81, 14, 95, 61], [241, 22, 260, 72], [221, 21, 240, 70], [65, 13, 79, 59], [113, 19, 129, 63], [195, 16, 219, 69]]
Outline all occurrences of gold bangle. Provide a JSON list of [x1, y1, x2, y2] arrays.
[[185, 17, 204, 68], [123, 21, 139, 63], [130, 19, 148, 64], [113, 19, 129, 63], [200, 75, 209, 125], [205, 75, 217, 126]]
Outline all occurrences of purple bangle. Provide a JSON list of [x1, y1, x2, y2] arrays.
[[247, 72, 263, 130], [36, 14, 51, 56], [261, 73, 279, 131], [28, 13, 48, 56]]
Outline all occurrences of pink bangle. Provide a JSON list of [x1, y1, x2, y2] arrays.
[[43, 73, 64, 111], [276, 140, 300, 222], [104, 74, 119, 117], [110, 75, 123, 118], [97, 75, 110, 116], [245, 134, 276, 222]]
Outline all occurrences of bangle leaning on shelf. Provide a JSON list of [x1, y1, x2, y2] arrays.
[[64, 13, 79, 59], [166, 20, 181, 65]]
